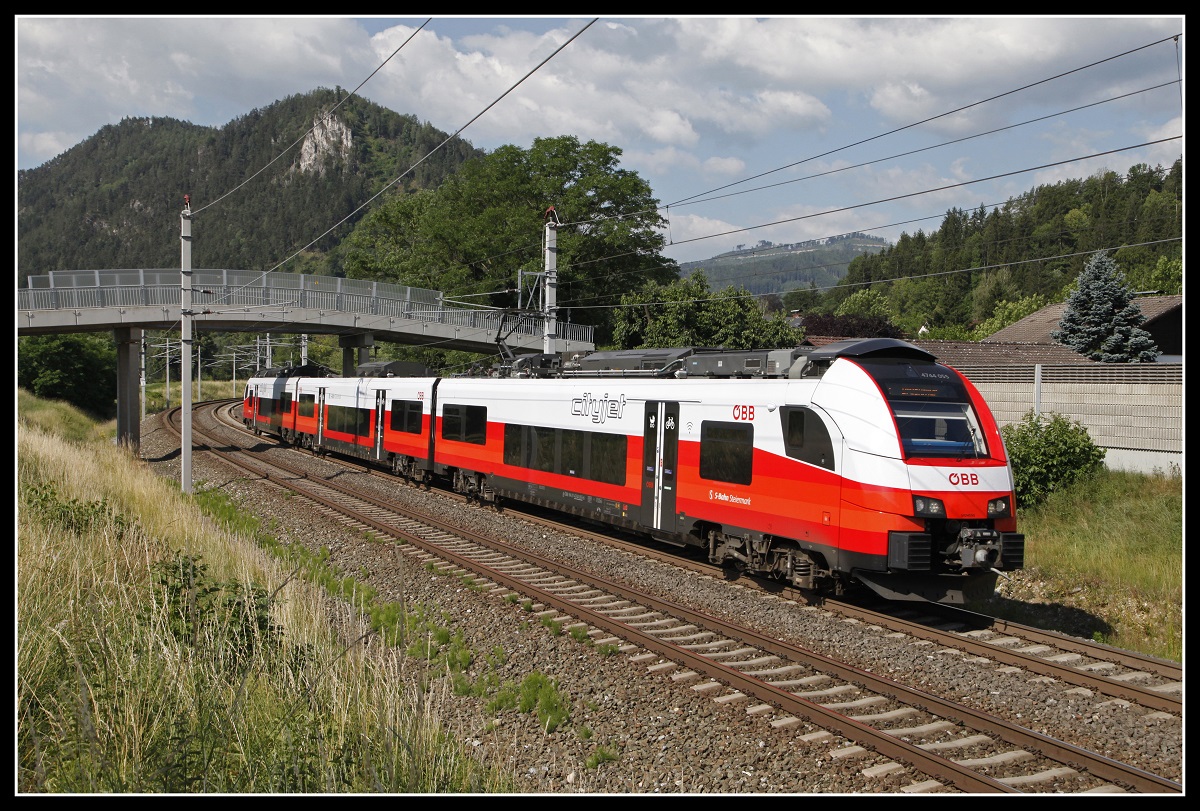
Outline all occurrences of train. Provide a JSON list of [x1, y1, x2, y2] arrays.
[[242, 338, 1024, 605]]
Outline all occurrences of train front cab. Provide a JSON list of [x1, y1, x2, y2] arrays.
[[244, 376, 290, 437], [811, 341, 1025, 604]]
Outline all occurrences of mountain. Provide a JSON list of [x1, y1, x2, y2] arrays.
[[679, 233, 888, 297], [17, 88, 484, 284]]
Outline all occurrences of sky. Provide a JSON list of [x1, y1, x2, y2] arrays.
[[15, 15, 1185, 267]]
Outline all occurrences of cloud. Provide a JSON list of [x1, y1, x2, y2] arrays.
[[701, 156, 746, 176]]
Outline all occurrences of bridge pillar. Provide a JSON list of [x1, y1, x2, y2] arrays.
[[114, 326, 144, 452], [338, 333, 374, 376]]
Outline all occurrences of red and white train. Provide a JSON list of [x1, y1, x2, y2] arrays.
[[243, 338, 1024, 604]]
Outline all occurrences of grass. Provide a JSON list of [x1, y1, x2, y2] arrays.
[[979, 464, 1183, 661], [142, 378, 244, 414], [17, 392, 522, 793]]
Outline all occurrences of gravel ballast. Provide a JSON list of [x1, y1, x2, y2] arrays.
[[138, 415, 1182, 793]]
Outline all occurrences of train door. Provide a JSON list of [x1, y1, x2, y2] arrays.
[[642, 401, 680, 531], [250, 384, 261, 433], [374, 388, 388, 460], [316, 387, 327, 446]]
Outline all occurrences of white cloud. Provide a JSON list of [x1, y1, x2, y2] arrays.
[[701, 155, 745, 175], [16, 15, 1183, 268]]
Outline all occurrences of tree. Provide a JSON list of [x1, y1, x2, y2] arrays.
[[18, 333, 119, 418], [340, 135, 678, 352], [971, 293, 1049, 340], [782, 282, 820, 314], [790, 312, 904, 339], [610, 273, 803, 350], [1125, 255, 1183, 296], [834, 288, 894, 322], [1051, 251, 1159, 362]]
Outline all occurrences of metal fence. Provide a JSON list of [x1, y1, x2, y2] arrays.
[[19, 269, 596, 345]]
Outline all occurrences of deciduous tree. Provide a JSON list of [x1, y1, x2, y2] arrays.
[[611, 273, 803, 350]]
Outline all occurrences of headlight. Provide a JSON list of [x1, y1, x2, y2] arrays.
[[913, 496, 945, 517], [987, 496, 1012, 518]]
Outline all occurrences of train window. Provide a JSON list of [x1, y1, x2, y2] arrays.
[[590, 432, 627, 485], [781, 407, 835, 470], [503, 424, 526, 467], [280, 392, 292, 413], [327, 405, 345, 433], [298, 394, 316, 418], [502, 424, 628, 486], [327, 404, 372, 437], [389, 399, 423, 434], [561, 429, 585, 477], [699, 421, 754, 485], [442, 404, 488, 445], [892, 401, 987, 459], [532, 426, 557, 472]]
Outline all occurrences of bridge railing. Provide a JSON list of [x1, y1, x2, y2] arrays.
[[19, 269, 595, 344]]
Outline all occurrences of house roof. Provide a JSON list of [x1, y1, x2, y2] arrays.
[[983, 294, 1182, 345], [799, 336, 1098, 366], [796, 293, 1182, 365], [906, 339, 1098, 367]]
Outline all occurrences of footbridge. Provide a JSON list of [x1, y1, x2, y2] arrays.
[[18, 269, 595, 449]]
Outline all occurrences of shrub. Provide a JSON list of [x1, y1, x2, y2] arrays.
[[1001, 410, 1106, 508]]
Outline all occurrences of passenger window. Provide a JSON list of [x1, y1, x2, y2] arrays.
[[699, 421, 753, 485], [781, 407, 835, 470]]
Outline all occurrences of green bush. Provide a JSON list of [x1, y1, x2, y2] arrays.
[[1001, 410, 1106, 508]]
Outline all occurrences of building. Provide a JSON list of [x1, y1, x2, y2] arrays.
[[983, 294, 1182, 363]]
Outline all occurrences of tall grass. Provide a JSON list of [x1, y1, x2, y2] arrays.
[[17, 394, 515, 793], [141, 378, 243, 415], [987, 465, 1183, 661]]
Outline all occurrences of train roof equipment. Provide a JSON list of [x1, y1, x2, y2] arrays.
[[355, 360, 432, 378], [252, 363, 330, 378], [559, 339, 932, 381]]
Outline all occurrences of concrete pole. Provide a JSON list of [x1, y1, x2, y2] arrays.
[[181, 198, 193, 494], [544, 215, 558, 355]]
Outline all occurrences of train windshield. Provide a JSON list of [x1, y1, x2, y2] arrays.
[[857, 358, 989, 459]]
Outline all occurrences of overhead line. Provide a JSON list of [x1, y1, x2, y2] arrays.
[[192, 19, 430, 218], [666, 33, 1182, 207], [551, 139, 1180, 306], [262, 18, 599, 276]]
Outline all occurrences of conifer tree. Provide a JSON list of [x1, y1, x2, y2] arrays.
[[1051, 251, 1159, 362]]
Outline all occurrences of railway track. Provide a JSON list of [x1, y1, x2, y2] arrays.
[[157, 401, 1182, 794]]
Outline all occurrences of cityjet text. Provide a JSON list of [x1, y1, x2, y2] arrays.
[[571, 392, 627, 424]]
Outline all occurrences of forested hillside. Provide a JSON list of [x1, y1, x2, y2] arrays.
[[679, 233, 887, 298], [814, 160, 1182, 335], [16, 88, 483, 283]]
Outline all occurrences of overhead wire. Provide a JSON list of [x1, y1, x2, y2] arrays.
[[191, 19, 431, 219], [539, 45, 1182, 308], [157, 25, 1179, 363], [556, 236, 1183, 315], [262, 18, 599, 276], [551, 137, 1181, 310], [164, 18, 598, 352], [666, 33, 1183, 208]]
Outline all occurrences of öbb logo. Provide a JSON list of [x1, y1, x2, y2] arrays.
[[948, 472, 980, 486]]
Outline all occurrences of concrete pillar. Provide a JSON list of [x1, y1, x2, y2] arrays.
[[338, 333, 374, 376], [114, 326, 144, 451]]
